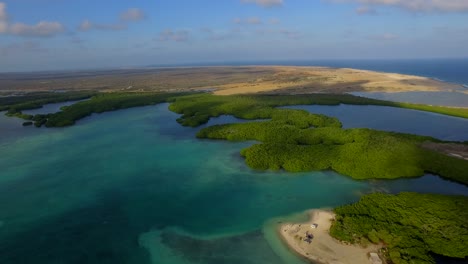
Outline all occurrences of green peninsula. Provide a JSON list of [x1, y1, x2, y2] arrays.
[[330, 192, 468, 264], [2, 92, 468, 184], [169, 94, 468, 185]]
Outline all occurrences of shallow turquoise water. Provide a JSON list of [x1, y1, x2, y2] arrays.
[[0, 104, 466, 264]]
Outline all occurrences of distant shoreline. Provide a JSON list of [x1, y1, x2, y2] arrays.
[[0, 66, 464, 95]]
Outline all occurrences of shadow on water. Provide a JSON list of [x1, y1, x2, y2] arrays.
[[141, 228, 286, 264]]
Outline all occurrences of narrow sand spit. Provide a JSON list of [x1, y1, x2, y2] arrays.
[[278, 210, 381, 264]]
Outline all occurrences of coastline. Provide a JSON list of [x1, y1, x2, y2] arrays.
[[278, 209, 382, 264]]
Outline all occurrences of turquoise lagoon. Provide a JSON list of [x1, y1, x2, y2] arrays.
[[0, 103, 467, 264]]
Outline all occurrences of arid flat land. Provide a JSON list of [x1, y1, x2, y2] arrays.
[[422, 142, 468, 161], [0, 66, 463, 95]]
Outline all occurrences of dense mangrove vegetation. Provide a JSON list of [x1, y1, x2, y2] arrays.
[[169, 94, 468, 127], [43, 92, 183, 127], [330, 192, 468, 264], [169, 94, 468, 184], [1, 92, 467, 183], [1, 91, 96, 120], [2, 92, 182, 127], [3, 92, 468, 127], [2, 92, 468, 183]]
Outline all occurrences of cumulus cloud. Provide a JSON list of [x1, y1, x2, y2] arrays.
[[0, 21, 7, 33], [120, 8, 146, 22], [329, 0, 468, 13], [9, 21, 65, 37], [241, 0, 283, 8], [157, 29, 190, 42], [78, 19, 126, 31], [0, 2, 65, 37], [79, 7, 146, 33], [0, 2, 7, 21]]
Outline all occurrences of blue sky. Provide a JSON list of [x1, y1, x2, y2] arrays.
[[0, 0, 467, 72]]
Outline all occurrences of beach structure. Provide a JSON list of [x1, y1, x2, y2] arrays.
[[369, 253, 383, 264]]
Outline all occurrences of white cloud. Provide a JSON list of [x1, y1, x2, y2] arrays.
[[0, 2, 7, 21], [120, 8, 146, 22], [78, 20, 92, 31], [0, 3, 65, 37], [0, 21, 7, 33], [79, 7, 145, 33], [330, 0, 468, 13], [0, 2, 6, 33], [9, 21, 65, 37], [241, 0, 283, 8], [78, 19, 126, 31]]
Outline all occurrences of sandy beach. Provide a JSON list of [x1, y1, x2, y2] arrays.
[[278, 210, 382, 264], [213, 66, 463, 95]]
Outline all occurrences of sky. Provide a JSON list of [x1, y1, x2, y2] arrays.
[[0, 0, 467, 72]]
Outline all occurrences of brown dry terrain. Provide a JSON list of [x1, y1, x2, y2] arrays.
[[0, 66, 463, 95], [422, 142, 468, 161]]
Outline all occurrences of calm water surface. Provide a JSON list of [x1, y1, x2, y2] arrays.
[[0, 103, 466, 264], [285, 104, 468, 141]]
